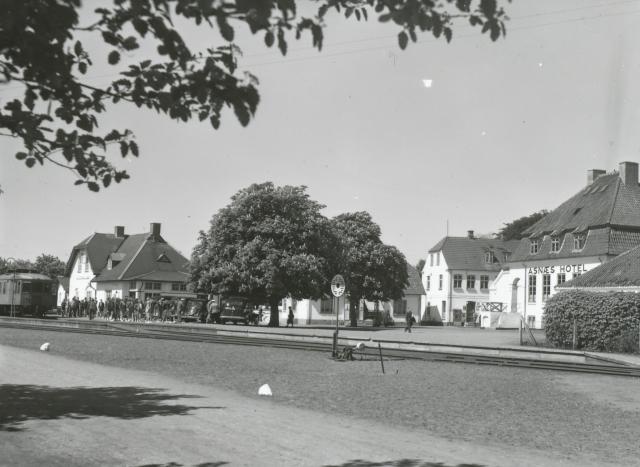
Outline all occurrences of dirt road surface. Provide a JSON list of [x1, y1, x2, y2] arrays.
[[1, 344, 624, 467]]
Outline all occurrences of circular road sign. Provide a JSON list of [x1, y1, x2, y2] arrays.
[[331, 274, 346, 297]]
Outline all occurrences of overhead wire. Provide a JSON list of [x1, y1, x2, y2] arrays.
[[0, 1, 639, 96]]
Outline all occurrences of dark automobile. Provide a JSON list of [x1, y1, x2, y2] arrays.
[[209, 295, 256, 325]]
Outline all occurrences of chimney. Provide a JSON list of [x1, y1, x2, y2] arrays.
[[467, 230, 475, 239], [619, 161, 639, 186], [150, 222, 161, 240], [586, 169, 606, 185], [114, 225, 125, 238]]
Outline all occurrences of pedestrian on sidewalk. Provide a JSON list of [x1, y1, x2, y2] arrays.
[[404, 310, 413, 333], [286, 306, 294, 328]]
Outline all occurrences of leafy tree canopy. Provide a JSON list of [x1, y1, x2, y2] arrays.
[[331, 211, 408, 326], [1, 0, 509, 191], [0, 254, 66, 277], [190, 182, 335, 326], [495, 210, 549, 241], [415, 258, 425, 276]]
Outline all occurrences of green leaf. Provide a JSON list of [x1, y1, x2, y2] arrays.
[[398, 31, 408, 50], [15, 152, 27, 160], [74, 40, 82, 56], [108, 50, 120, 65], [25, 158, 36, 168], [103, 174, 111, 188], [217, 15, 234, 41], [74, 180, 84, 185], [120, 141, 129, 157], [78, 62, 87, 74], [264, 31, 274, 47], [140, 60, 151, 69], [87, 182, 100, 192], [129, 140, 139, 156], [444, 27, 452, 43]]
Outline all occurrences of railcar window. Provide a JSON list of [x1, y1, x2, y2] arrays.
[[32, 282, 42, 292], [22, 282, 31, 292]]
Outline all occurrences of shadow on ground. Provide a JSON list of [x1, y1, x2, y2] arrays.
[[0, 384, 223, 431], [136, 463, 228, 467], [323, 461, 484, 467]]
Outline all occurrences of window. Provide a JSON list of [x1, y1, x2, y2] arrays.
[[441, 301, 447, 321], [484, 251, 495, 264], [542, 274, 551, 301], [426, 275, 431, 291], [530, 239, 539, 254], [77, 253, 83, 273], [430, 254, 434, 267], [480, 275, 489, 290], [153, 282, 161, 290], [573, 272, 582, 280], [557, 273, 566, 285], [171, 282, 187, 291], [393, 299, 407, 316], [574, 234, 586, 250], [145, 282, 153, 290], [436, 252, 440, 266], [527, 315, 536, 327], [550, 236, 560, 252], [320, 297, 333, 314], [467, 275, 476, 289], [503, 253, 510, 262], [84, 254, 89, 273], [145, 282, 162, 290], [130, 281, 137, 289], [453, 274, 462, 288], [438, 274, 443, 290], [528, 275, 537, 303]]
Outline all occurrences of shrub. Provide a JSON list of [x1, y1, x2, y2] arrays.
[[544, 290, 640, 352]]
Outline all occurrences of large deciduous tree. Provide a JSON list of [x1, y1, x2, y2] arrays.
[[190, 182, 334, 327], [331, 212, 408, 327], [1, 0, 509, 191], [495, 210, 549, 241]]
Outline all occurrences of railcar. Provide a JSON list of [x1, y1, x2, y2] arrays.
[[0, 271, 56, 317]]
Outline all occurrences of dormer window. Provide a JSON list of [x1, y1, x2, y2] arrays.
[[484, 251, 495, 264], [550, 236, 560, 253], [530, 239, 539, 254], [157, 253, 171, 263], [573, 233, 586, 251]]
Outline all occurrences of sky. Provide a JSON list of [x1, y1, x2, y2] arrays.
[[2, 0, 640, 267]]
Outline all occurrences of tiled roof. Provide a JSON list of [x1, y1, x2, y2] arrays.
[[511, 171, 640, 261], [558, 245, 640, 288], [94, 233, 189, 282], [428, 237, 519, 271], [65, 233, 125, 276], [405, 264, 426, 295]]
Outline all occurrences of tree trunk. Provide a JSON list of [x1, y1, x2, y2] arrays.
[[350, 297, 359, 327], [268, 297, 280, 327]]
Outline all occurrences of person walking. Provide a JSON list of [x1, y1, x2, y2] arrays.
[[404, 309, 413, 333], [89, 298, 97, 320], [286, 306, 294, 328]]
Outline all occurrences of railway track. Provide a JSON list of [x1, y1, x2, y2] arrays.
[[2, 319, 640, 378]]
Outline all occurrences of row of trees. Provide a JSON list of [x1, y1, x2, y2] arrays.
[[189, 182, 409, 327], [0, 254, 66, 277]]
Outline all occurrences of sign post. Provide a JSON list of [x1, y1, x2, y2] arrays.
[[330, 274, 346, 357]]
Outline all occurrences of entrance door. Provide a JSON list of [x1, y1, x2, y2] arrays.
[[466, 301, 475, 323]]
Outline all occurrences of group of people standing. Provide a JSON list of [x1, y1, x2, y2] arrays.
[[60, 296, 195, 323]]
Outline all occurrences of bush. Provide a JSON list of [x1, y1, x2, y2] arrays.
[[544, 290, 640, 352]]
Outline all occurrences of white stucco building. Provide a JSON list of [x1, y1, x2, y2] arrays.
[[422, 231, 518, 325], [492, 162, 640, 328], [65, 223, 192, 302], [287, 264, 426, 326]]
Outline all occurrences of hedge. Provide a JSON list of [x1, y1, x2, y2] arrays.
[[544, 290, 640, 352]]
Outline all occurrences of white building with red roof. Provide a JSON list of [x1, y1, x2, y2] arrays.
[[65, 223, 191, 301], [422, 231, 518, 326], [492, 162, 640, 328]]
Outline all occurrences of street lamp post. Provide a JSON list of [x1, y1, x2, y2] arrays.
[[6, 257, 16, 318]]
